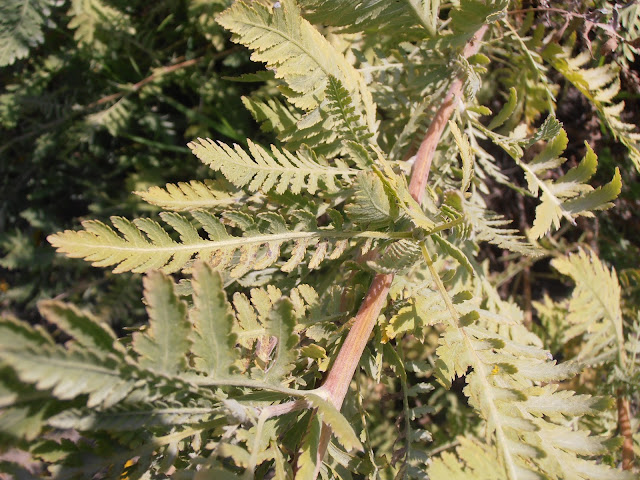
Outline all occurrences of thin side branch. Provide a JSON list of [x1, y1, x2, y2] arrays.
[[0, 47, 240, 155], [86, 57, 203, 108]]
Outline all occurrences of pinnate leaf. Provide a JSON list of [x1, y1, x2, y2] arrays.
[[218, 0, 371, 115], [306, 394, 363, 452], [263, 299, 298, 385], [189, 262, 238, 378], [294, 413, 322, 480], [346, 171, 398, 227], [132, 271, 191, 375], [135, 180, 242, 211], [38, 300, 120, 356], [0, 345, 135, 408], [188, 138, 357, 195]]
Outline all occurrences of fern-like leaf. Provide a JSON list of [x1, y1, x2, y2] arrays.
[[326, 75, 374, 148], [0, 314, 54, 349], [188, 138, 358, 194], [367, 239, 422, 274], [0, 0, 53, 66], [132, 271, 191, 375], [237, 64, 379, 163], [135, 180, 244, 212], [37, 300, 121, 356], [449, 121, 475, 193], [48, 210, 368, 277], [551, 249, 626, 366], [300, 0, 440, 36], [0, 366, 54, 441], [464, 200, 540, 256], [0, 343, 136, 408], [432, 234, 474, 274], [543, 43, 640, 171], [428, 436, 509, 480], [293, 413, 322, 479], [189, 261, 238, 378], [48, 401, 220, 431], [241, 95, 300, 135], [262, 299, 298, 385], [435, 314, 624, 480], [306, 394, 363, 452], [387, 285, 475, 342], [517, 129, 621, 239], [487, 86, 517, 130], [85, 97, 133, 136], [419, 243, 626, 480], [67, 0, 130, 49], [346, 171, 399, 228], [218, 0, 375, 127]]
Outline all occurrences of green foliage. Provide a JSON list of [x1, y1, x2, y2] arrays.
[[132, 271, 191, 374], [0, 0, 256, 322], [551, 249, 625, 366], [189, 262, 237, 378], [346, 172, 399, 228], [543, 43, 640, 171], [300, 0, 440, 36], [135, 179, 244, 212], [2, 1, 639, 479], [0, 0, 54, 66], [218, 0, 375, 122], [522, 130, 621, 239], [188, 138, 359, 194], [48, 208, 396, 277], [0, 262, 359, 475], [538, 248, 639, 397]]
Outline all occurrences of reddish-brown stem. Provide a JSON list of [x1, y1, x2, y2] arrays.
[[302, 25, 490, 477], [409, 24, 488, 201], [322, 23, 488, 411], [321, 273, 394, 406], [617, 390, 635, 470]]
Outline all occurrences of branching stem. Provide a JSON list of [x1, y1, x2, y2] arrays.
[[301, 24, 490, 478]]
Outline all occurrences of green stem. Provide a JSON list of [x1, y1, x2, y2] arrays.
[[190, 377, 314, 397], [420, 242, 519, 480], [397, 343, 412, 480]]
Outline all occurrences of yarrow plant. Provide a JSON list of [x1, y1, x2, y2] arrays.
[[1, 1, 639, 479]]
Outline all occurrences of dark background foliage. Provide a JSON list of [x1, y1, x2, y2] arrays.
[[0, 0, 265, 327]]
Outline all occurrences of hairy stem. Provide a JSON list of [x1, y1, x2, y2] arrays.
[[303, 24, 490, 477], [320, 272, 394, 406], [408, 24, 488, 202]]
